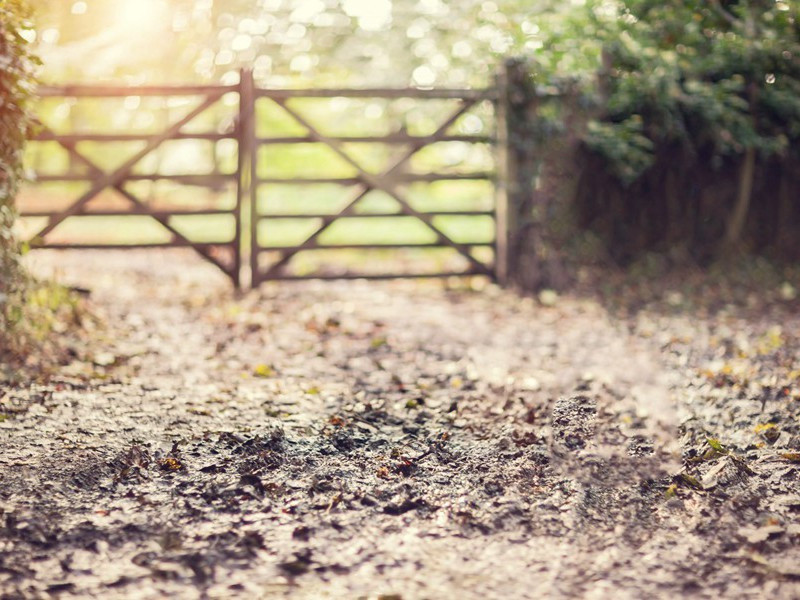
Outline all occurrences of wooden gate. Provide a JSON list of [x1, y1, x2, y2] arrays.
[[21, 70, 501, 288]]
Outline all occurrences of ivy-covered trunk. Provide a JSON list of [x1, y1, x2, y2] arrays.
[[0, 0, 36, 354]]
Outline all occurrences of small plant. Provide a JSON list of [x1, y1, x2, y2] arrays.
[[0, 279, 89, 381]]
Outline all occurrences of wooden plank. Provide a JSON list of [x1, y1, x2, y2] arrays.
[[261, 270, 489, 281], [33, 173, 492, 185], [255, 173, 494, 186], [238, 68, 258, 289], [494, 59, 530, 288], [20, 209, 233, 218], [33, 173, 236, 184], [257, 243, 493, 251], [394, 173, 495, 182], [494, 62, 511, 286], [257, 134, 492, 145], [256, 211, 495, 219], [33, 132, 235, 142], [29, 241, 234, 250], [256, 88, 496, 100], [37, 84, 238, 97], [37, 84, 494, 100], [256, 177, 360, 186]]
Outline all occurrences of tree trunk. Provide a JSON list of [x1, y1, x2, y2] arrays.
[[776, 161, 792, 252], [724, 146, 756, 250]]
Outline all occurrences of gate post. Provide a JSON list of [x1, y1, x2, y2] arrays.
[[494, 58, 532, 288], [236, 68, 256, 288]]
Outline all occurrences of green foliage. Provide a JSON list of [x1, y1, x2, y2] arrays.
[[582, 0, 800, 181], [531, 0, 800, 261], [1, 0, 37, 358], [584, 117, 654, 184]]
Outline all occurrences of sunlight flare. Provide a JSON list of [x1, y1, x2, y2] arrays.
[[115, 0, 169, 32]]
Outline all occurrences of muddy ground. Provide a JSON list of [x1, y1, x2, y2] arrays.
[[1, 250, 799, 599]]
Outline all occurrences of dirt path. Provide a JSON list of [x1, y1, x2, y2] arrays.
[[2, 251, 799, 599]]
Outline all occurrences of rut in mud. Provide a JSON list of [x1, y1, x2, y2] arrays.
[[1, 251, 799, 599]]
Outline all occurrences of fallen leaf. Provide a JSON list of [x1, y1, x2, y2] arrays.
[[753, 423, 777, 434], [747, 552, 800, 577], [677, 473, 702, 489], [253, 364, 275, 378], [158, 457, 183, 472], [707, 438, 728, 453], [779, 282, 797, 301], [370, 337, 387, 349], [538, 289, 558, 306]]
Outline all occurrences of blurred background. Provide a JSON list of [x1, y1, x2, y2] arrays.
[[14, 1, 800, 285], [26, 0, 572, 87]]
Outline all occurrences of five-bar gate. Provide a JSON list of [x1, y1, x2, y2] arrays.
[[22, 70, 501, 288]]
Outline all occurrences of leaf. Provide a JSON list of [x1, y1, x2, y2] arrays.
[[779, 282, 797, 301], [754, 423, 777, 434], [538, 289, 559, 306], [253, 364, 275, 378], [677, 473, 703, 489], [780, 452, 800, 463], [707, 437, 728, 453], [158, 457, 183, 472]]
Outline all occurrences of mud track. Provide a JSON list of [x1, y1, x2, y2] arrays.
[[2, 251, 799, 598]]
